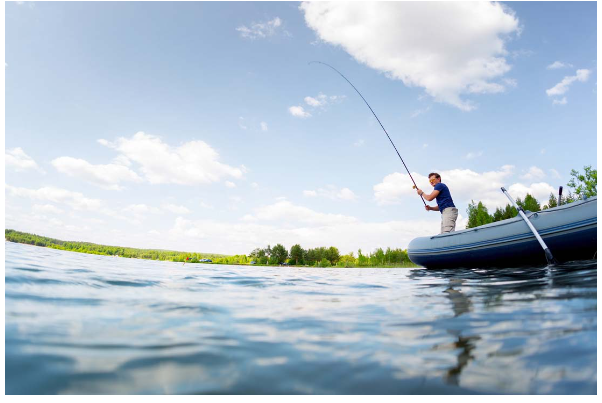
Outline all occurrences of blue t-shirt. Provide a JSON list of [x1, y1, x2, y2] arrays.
[[434, 182, 455, 213]]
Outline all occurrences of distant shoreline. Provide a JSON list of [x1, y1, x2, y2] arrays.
[[5, 230, 420, 268]]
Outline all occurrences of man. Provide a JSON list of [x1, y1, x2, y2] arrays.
[[416, 173, 458, 233]]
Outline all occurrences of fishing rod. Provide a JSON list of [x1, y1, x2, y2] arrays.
[[309, 61, 426, 206]]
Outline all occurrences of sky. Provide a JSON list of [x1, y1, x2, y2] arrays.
[[4, 1, 598, 255]]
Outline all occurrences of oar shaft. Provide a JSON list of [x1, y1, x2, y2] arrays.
[[501, 187, 557, 264]]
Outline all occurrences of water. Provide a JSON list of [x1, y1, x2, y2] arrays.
[[5, 241, 597, 394]]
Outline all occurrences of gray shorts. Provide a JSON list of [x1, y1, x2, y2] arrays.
[[441, 207, 459, 233]]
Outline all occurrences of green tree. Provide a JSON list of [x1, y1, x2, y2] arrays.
[[371, 247, 386, 266], [568, 165, 597, 199], [249, 248, 266, 260], [318, 258, 331, 267], [306, 248, 318, 266], [289, 244, 304, 265], [271, 243, 288, 264], [492, 206, 504, 222], [357, 249, 369, 267], [325, 246, 340, 265], [517, 194, 541, 212], [338, 253, 356, 268], [563, 190, 577, 204], [542, 193, 558, 210], [466, 200, 494, 229], [502, 204, 518, 219]]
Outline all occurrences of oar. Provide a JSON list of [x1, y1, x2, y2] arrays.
[[501, 187, 557, 265]]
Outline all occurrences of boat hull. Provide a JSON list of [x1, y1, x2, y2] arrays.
[[408, 197, 597, 269]]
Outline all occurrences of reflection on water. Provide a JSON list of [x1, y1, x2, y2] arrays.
[[442, 280, 479, 386], [5, 242, 597, 394]]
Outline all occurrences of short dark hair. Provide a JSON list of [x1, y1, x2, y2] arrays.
[[428, 172, 441, 180]]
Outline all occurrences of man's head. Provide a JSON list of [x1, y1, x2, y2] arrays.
[[428, 172, 441, 187]]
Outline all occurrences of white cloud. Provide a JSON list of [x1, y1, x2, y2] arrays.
[[410, 106, 431, 118], [547, 61, 573, 70], [511, 49, 534, 59], [32, 204, 64, 215], [465, 151, 483, 160], [112, 155, 132, 166], [16, 1, 35, 9], [101, 132, 244, 185], [549, 169, 561, 179], [546, 69, 591, 96], [291, 93, 344, 118], [305, 94, 327, 107], [162, 203, 191, 214], [247, 200, 357, 226], [236, 17, 285, 40], [5, 147, 44, 173], [337, 188, 357, 201], [260, 122, 268, 131], [552, 97, 567, 105], [373, 165, 555, 209], [225, 181, 236, 188], [199, 201, 214, 209], [520, 166, 545, 181], [123, 204, 161, 215], [5, 184, 134, 223], [238, 117, 248, 130], [507, 182, 556, 203], [288, 105, 311, 118], [304, 185, 357, 201], [97, 139, 112, 147], [6, 184, 105, 211], [170, 202, 440, 253], [51, 156, 142, 190], [301, 2, 520, 111], [353, 139, 365, 147], [503, 78, 518, 87]]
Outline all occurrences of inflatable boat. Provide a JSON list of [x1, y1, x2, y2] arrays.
[[408, 196, 597, 269]]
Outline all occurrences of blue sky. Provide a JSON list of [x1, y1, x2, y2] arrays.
[[5, 1, 598, 255]]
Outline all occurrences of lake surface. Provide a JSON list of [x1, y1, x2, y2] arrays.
[[5, 241, 597, 394]]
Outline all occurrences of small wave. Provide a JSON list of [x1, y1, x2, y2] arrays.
[[11, 266, 43, 273], [5, 275, 71, 286], [97, 279, 161, 288], [6, 292, 103, 306]]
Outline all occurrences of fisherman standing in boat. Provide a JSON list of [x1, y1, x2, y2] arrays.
[[416, 173, 459, 233]]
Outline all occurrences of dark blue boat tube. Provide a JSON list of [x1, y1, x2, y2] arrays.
[[407, 196, 596, 269]]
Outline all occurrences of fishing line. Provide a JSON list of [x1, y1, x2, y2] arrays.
[[309, 61, 426, 206]]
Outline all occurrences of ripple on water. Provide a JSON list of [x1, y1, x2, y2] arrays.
[[4, 242, 597, 394], [6, 291, 104, 306], [99, 279, 161, 288]]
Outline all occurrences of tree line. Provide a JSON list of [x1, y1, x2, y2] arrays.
[[4, 229, 233, 263], [4, 229, 417, 268], [466, 165, 596, 229], [249, 244, 415, 267]]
